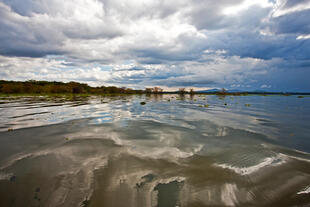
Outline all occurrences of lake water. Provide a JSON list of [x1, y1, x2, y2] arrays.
[[0, 94, 309, 207]]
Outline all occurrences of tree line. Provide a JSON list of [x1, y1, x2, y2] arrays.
[[0, 80, 144, 94], [0, 80, 261, 95]]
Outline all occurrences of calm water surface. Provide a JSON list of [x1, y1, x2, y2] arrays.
[[0, 94, 309, 207]]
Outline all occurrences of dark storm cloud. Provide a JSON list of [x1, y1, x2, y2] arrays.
[[206, 30, 310, 60], [271, 9, 310, 35], [193, 3, 310, 61], [282, 0, 309, 9]]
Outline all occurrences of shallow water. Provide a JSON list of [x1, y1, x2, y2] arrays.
[[0, 94, 309, 207]]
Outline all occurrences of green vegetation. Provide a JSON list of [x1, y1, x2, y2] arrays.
[[145, 87, 163, 93], [1, 80, 308, 96], [0, 80, 143, 95]]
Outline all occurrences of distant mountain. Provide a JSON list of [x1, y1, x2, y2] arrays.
[[196, 88, 220, 93], [196, 88, 245, 93], [170, 88, 309, 94]]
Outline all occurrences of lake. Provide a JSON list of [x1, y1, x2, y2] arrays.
[[0, 94, 309, 207]]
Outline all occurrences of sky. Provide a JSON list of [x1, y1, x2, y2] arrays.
[[0, 0, 310, 92]]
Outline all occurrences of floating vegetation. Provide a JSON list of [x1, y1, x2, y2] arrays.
[[80, 199, 90, 207], [9, 175, 16, 182], [245, 104, 251, 107], [140, 101, 146, 105], [33, 194, 40, 201], [7, 128, 13, 131], [204, 104, 209, 107], [224, 103, 227, 106], [298, 96, 304, 98], [33, 187, 41, 201]]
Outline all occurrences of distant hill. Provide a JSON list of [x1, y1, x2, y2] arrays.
[[196, 88, 220, 93], [196, 89, 245, 93], [196, 88, 310, 95]]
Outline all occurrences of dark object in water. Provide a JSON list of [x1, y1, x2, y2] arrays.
[[298, 96, 304, 98], [136, 174, 155, 189], [81, 199, 90, 207], [8, 128, 13, 131], [154, 180, 183, 207], [9, 175, 16, 182], [140, 102, 146, 105], [34, 194, 40, 201]]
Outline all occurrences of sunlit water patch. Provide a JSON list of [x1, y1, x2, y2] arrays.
[[0, 94, 309, 206]]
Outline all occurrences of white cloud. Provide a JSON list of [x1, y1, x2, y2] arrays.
[[0, 55, 111, 86], [222, 0, 273, 15], [297, 34, 310, 40], [261, 84, 272, 89]]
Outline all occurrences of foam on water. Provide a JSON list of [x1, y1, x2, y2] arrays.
[[214, 154, 287, 175], [297, 186, 310, 195]]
